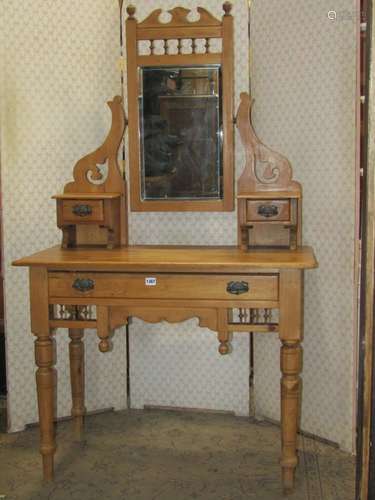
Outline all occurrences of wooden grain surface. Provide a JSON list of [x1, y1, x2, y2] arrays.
[[52, 193, 121, 200], [13, 245, 318, 272], [246, 199, 291, 222], [237, 191, 302, 199], [61, 200, 104, 223]]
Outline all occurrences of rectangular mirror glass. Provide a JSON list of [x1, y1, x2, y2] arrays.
[[139, 65, 223, 201]]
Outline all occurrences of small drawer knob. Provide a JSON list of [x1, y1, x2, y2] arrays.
[[72, 278, 95, 293], [72, 204, 93, 217], [226, 281, 249, 295], [257, 204, 279, 218]]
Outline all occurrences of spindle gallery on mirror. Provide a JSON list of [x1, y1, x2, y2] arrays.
[[12, 2, 317, 495]]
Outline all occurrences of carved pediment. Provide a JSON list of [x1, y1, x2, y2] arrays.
[[136, 6, 222, 28]]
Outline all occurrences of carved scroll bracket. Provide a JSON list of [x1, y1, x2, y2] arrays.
[[54, 96, 128, 248], [236, 92, 301, 194], [235, 92, 302, 250], [64, 96, 126, 195]]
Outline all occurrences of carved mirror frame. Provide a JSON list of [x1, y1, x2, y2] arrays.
[[125, 2, 234, 212]]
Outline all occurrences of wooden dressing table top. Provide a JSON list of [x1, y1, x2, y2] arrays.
[[13, 244, 317, 272]]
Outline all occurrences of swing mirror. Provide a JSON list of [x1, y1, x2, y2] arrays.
[[139, 65, 222, 201], [126, 3, 234, 211]]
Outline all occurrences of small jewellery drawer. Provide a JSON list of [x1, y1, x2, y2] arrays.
[[48, 273, 279, 301], [247, 200, 290, 222], [61, 200, 104, 223]]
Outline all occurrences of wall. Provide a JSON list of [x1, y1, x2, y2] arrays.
[[0, 0, 128, 431], [250, 0, 357, 451], [0, 0, 357, 451]]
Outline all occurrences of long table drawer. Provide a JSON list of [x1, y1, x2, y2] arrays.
[[48, 272, 279, 301]]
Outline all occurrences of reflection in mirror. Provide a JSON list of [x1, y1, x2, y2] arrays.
[[139, 65, 223, 201]]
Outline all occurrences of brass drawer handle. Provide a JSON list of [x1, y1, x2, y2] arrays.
[[226, 281, 249, 295], [72, 278, 95, 293], [257, 204, 279, 218], [72, 204, 93, 217]]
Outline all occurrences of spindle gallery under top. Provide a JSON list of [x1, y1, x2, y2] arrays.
[[13, 245, 318, 272]]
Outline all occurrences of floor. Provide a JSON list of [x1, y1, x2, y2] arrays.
[[0, 408, 355, 500]]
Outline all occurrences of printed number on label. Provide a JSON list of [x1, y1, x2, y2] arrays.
[[145, 277, 157, 286]]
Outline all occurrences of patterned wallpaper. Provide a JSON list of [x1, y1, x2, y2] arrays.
[[0, 0, 128, 431], [250, 0, 357, 452], [0, 0, 356, 452]]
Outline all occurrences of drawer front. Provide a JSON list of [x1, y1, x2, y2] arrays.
[[61, 200, 104, 223], [49, 273, 279, 301], [247, 200, 290, 222]]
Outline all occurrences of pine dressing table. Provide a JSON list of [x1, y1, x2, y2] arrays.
[[13, 244, 317, 492], [12, 3, 318, 494]]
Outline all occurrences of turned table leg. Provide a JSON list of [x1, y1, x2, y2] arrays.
[[280, 340, 302, 492], [35, 331, 57, 481], [279, 269, 303, 492], [30, 267, 57, 481], [69, 328, 86, 439]]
